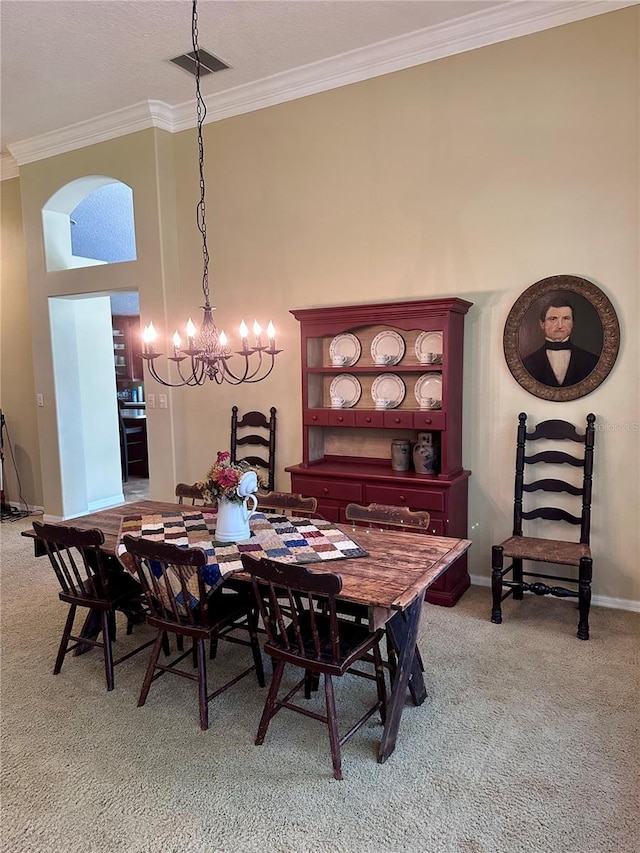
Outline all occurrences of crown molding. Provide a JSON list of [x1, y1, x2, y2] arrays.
[[8, 100, 174, 167], [175, 0, 637, 129], [1, 154, 19, 181], [7, 0, 636, 165]]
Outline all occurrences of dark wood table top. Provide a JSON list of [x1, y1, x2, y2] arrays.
[[23, 500, 471, 614]]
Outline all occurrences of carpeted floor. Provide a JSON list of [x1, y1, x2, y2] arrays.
[[1, 516, 638, 853]]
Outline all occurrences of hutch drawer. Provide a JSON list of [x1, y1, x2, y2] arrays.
[[413, 411, 446, 430], [304, 410, 329, 426], [363, 484, 446, 513], [293, 476, 363, 503]]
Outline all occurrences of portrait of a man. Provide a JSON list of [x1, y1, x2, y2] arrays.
[[520, 296, 600, 388], [503, 275, 619, 402]]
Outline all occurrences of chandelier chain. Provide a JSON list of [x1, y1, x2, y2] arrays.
[[192, 0, 210, 307], [140, 0, 281, 386]]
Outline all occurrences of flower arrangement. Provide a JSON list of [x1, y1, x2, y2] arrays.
[[198, 451, 265, 505]]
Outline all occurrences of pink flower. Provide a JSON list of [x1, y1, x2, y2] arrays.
[[217, 468, 239, 489], [216, 451, 230, 463]]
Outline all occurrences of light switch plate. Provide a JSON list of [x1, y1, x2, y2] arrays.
[[158, 394, 168, 409]]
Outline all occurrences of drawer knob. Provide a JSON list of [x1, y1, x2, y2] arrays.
[[399, 495, 406, 503], [312, 416, 318, 422], [394, 418, 401, 424], [338, 416, 344, 422], [365, 417, 372, 423], [423, 418, 432, 425], [323, 487, 329, 494]]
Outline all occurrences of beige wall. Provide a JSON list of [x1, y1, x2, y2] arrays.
[[0, 177, 42, 508], [2, 9, 638, 601]]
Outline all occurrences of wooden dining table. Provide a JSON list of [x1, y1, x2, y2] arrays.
[[24, 499, 471, 763]]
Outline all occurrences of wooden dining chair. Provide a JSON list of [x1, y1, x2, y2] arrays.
[[122, 535, 265, 730], [345, 502, 431, 533], [241, 553, 387, 780], [175, 482, 209, 506], [33, 520, 154, 691], [118, 406, 147, 482], [230, 406, 277, 492], [491, 413, 596, 640], [257, 491, 317, 517]]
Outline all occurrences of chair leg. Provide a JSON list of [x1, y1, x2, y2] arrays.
[[256, 659, 285, 745], [512, 558, 524, 600], [138, 630, 165, 708], [161, 631, 171, 657], [101, 610, 115, 691], [577, 557, 592, 641], [248, 606, 265, 687], [324, 674, 343, 781], [372, 641, 387, 725], [209, 635, 219, 659], [491, 546, 504, 624], [385, 631, 398, 687], [108, 610, 117, 641], [196, 638, 209, 730], [54, 605, 77, 674]]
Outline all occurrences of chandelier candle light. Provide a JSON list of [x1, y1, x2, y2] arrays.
[[141, 0, 281, 387]]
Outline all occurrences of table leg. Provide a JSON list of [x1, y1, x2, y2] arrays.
[[378, 595, 425, 763]]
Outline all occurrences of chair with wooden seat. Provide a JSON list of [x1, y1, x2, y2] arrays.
[[257, 491, 317, 517], [122, 535, 265, 730], [230, 406, 276, 492], [175, 482, 209, 506], [241, 553, 387, 781], [491, 412, 596, 640], [33, 520, 154, 691], [344, 503, 430, 677]]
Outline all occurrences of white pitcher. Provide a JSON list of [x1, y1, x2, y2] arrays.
[[214, 471, 258, 542]]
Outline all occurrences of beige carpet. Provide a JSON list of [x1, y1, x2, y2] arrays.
[[1, 516, 638, 853]]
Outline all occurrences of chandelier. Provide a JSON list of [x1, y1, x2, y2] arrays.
[[141, 0, 281, 387]]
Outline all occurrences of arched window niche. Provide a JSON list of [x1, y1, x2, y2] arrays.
[[42, 176, 137, 272]]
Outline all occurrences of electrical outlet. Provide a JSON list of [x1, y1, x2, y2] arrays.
[[147, 393, 155, 409], [158, 394, 168, 409], [36, 393, 44, 407]]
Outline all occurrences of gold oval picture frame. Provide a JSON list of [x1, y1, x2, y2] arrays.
[[503, 275, 620, 402]]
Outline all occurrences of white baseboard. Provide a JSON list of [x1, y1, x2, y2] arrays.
[[470, 574, 640, 613]]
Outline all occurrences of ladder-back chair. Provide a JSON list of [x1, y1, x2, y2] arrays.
[[33, 521, 153, 691], [345, 502, 431, 533], [175, 482, 209, 506], [241, 553, 386, 781], [230, 406, 277, 492], [257, 491, 317, 517], [491, 413, 596, 640], [122, 535, 265, 730]]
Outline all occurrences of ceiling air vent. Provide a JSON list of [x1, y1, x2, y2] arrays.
[[170, 50, 230, 76]]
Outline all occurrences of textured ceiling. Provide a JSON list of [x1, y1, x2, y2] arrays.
[[0, 0, 634, 159]]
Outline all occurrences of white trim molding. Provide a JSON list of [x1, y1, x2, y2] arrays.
[[1, 154, 19, 180], [6, 1, 637, 166]]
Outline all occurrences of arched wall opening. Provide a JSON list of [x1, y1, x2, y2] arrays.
[[42, 176, 137, 272]]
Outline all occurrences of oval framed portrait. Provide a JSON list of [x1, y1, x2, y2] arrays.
[[503, 275, 620, 402]]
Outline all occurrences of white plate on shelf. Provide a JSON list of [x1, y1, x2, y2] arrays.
[[370, 330, 405, 365], [414, 374, 442, 409], [329, 333, 361, 366], [329, 374, 362, 408], [415, 331, 443, 364], [371, 374, 406, 409]]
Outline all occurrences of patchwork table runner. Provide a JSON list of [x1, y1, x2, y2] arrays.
[[116, 509, 367, 593]]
